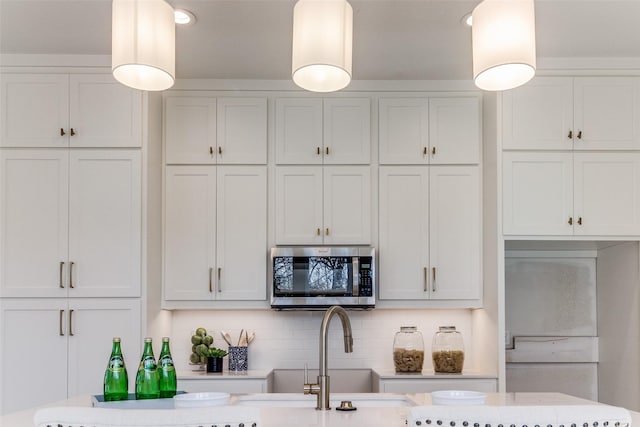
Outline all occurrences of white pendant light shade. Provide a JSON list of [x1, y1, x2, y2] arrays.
[[112, 0, 175, 91], [292, 0, 353, 92], [472, 0, 536, 91]]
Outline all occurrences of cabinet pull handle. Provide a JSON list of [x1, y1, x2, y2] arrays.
[[217, 268, 222, 292], [209, 146, 213, 155], [59, 310, 65, 336], [432, 267, 437, 292], [69, 261, 74, 289], [423, 147, 427, 155], [325, 147, 329, 155], [568, 217, 573, 225], [432, 147, 436, 156], [317, 228, 321, 236], [59, 261, 65, 288], [423, 267, 428, 292], [577, 130, 583, 139], [316, 147, 321, 156], [568, 130, 573, 139], [578, 217, 583, 225], [325, 228, 329, 236], [69, 309, 74, 336], [209, 267, 213, 293], [60, 128, 66, 136], [218, 146, 222, 155], [70, 128, 76, 136]]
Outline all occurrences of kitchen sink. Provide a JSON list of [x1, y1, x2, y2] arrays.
[[232, 393, 416, 407]]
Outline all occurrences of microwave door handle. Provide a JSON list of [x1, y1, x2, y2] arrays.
[[352, 256, 360, 297]]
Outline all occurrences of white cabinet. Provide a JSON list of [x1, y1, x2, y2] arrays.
[[0, 298, 141, 415], [164, 96, 267, 164], [0, 74, 142, 148], [275, 166, 371, 245], [0, 149, 142, 297], [503, 77, 640, 150], [503, 152, 640, 236], [275, 97, 371, 165], [164, 166, 267, 301], [379, 97, 480, 165], [378, 166, 481, 301]]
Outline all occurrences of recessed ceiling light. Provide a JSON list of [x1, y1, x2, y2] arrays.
[[461, 12, 473, 27], [174, 9, 196, 25]]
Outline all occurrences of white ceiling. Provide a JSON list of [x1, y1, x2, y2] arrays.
[[1, 0, 640, 81]]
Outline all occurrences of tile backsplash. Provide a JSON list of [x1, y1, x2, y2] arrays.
[[170, 309, 474, 373]]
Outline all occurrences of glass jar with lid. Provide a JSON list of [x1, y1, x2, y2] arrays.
[[392, 326, 424, 373], [431, 326, 465, 373]]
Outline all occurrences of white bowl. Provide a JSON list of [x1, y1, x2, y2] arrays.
[[431, 390, 487, 406], [173, 392, 230, 408]]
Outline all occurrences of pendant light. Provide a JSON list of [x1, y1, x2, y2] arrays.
[[112, 0, 175, 91], [472, 0, 536, 91], [292, 0, 353, 92]]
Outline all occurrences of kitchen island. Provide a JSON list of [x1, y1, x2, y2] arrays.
[[3, 392, 638, 427]]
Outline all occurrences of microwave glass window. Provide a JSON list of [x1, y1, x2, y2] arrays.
[[273, 256, 353, 296]]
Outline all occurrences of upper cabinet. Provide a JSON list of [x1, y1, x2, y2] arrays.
[[275, 97, 371, 165], [503, 77, 640, 150], [379, 97, 480, 165], [164, 96, 267, 164], [0, 74, 142, 148], [0, 149, 142, 298]]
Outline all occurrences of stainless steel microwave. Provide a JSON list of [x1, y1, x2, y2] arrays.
[[270, 247, 375, 310]]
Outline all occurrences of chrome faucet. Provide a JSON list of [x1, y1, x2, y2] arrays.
[[304, 305, 353, 410]]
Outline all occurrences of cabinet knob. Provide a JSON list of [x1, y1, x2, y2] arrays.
[[423, 267, 428, 292], [578, 217, 583, 225], [70, 128, 76, 136], [577, 130, 583, 140], [209, 267, 213, 292], [568, 217, 573, 225], [218, 267, 222, 292], [218, 146, 222, 155], [317, 228, 321, 236], [432, 147, 436, 156], [568, 130, 573, 139], [325, 147, 329, 155], [69, 309, 74, 337], [432, 267, 437, 291], [316, 147, 321, 156], [69, 261, 74, 289], [210, 146, 214, 155], [423, 147, 427, 156], [60, 128, 66, 136], [325, 228, 329, 236], [59, 261, 65, 288], [59, 310, 65, 336]]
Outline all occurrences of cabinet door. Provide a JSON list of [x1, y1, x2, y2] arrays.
[[0, 149, 69, 297], [0, 74, 69, 147], [275, 166, 323, 244], [502, 77, 573, 150], [574, 77, 640, 150], [67, 299, 141, 398], [378, 167, 429, 300], [502, 152, 573, 236], [429, 166, 481, 300], [164, 166, 216, 300], [69, 74, 142, 148], [323, 98, 371, 165], [323, 166, 371, 245], [216, 166, 267, 300], [379, 98, 429, 165], [574, 152, 640, 236], [68, 150, 141, 297], [0, 299, 68, 414], [165, 97, 217, 164], [216, 98, 267, 164], [429, 97, 480, 164], [275, 98, 323, 165]]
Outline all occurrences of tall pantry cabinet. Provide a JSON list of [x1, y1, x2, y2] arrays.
[[0, 72, 143, 414]]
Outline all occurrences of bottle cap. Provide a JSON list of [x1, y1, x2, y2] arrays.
[[162, 337, 170, 342], [113, 337, 121, 342], [144, 337, 152, 342]]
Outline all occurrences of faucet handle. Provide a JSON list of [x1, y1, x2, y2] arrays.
[[304, 363, 309, 384]]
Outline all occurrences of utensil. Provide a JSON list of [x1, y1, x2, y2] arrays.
[[237, 329, 244, 346], [247, 331, 255, 345], [239, 329, 249, 346], [220, 330, 232, 346]]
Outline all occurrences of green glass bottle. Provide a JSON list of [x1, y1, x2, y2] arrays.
[[158, 337, 177, 398], [103, 337, 129, 401], [135, 337, 160, 399]]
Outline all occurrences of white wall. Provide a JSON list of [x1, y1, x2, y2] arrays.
[[169, 309, 474, 373], [597, 242, 640, 411]]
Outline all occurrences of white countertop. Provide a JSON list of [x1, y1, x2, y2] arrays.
[[4, 392, 639, 427]]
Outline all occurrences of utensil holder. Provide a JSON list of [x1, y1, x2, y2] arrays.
[[228, 346, 248, 371]]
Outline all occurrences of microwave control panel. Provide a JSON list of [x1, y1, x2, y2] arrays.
[[358, 256, 374, 297]]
